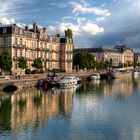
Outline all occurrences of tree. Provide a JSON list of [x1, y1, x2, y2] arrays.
[[73, 52, 95, 69], [0, 51, 12, 72], [18, 57, 27, 70], [32, 58, 43, 70], [65, 29, 73, 39]]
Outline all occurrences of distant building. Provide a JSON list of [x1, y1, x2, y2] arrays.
[[114, 45, 134, 65], [134, 52, 140, 64], [0, 23, 73, 74], [75, 47, 122, 66]]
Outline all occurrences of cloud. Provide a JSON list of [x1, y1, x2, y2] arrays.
[[70, 1, 111, 17], [0, 0, 37, 19], [49, 3, 68, 8], [94, 0, 140, 49], [0, 17, 15, 24], [48, 18, 104, 36]]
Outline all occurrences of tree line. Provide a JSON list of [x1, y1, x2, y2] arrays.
[[0, 51, 43, 74]]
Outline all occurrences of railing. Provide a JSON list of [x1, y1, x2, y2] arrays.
[[13, 44, 26, 48]]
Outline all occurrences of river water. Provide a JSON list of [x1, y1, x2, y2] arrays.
[[0, 77, 140, 140]]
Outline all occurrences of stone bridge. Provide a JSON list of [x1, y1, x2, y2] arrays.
[[0, 79, 37, 91]]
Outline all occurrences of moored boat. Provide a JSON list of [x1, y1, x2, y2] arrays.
[[58, 76, 79, 88], [109, 67, 133, 79], [90, 73, 100, 80], [133, 69, 140, 78], [37, 75, 60, 90]]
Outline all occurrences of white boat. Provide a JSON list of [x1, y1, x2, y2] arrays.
[[58, 76, 79, 88], [109, 67, 133, 79], [133, 69, 140, 78], [90, 73, 100, 80]]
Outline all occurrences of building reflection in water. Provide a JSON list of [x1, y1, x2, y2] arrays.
[[77, 77, 138, 99], [0, 78, 140, 133], [0, 87, 75, 133], [104, 78, 133, 98]]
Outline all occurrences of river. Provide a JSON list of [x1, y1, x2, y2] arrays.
[[0, 77, 140, 140]]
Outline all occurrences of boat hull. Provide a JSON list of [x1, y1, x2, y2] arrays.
[[110, 72, 132, 79]]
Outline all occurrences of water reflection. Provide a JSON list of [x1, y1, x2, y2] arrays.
[[0, 78, 140, 139], [77, 77, 137, 100], [0, 87, 75, 133]]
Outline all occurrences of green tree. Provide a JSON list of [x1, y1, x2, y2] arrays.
[[65, 29, 73, 39], [0, 51, 12, 72], [73, 52, 95, 69], [18, 57, 27, 70], [32, 58, 43, 70]]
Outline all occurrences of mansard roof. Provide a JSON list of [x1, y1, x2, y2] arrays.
[[74, 47, 120, 53], [114, 44, 133, 52]]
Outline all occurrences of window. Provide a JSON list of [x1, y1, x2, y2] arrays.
[[40, 42, 43, 48], [15, 38, 18, 45], [3, 28, 7, 34], [20, 39, 22, 45], [20, 49, 22, 57], [14, 49, 17, 57], [40, 52, 43, 58], [44, 43, 47, 49]]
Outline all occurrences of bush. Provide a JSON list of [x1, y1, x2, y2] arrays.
[[32, 69, 38, 74], [25, 69, 31, 74], [39, 69, 44, 73], [60, 70, 66, 73]]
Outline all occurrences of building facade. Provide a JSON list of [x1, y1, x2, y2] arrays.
[[75, 48, 122, 66], [134, 52, 140, 64], [0, 23, 73, 74], [114, 45, 134, 65]]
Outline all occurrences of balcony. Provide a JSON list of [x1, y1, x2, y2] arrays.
[[30, 47, 37, 50], [51, 59, 59, 62], [13, 44, 26, 48], [65, 50, 72, 53]]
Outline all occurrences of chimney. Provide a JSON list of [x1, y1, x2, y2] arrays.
[[33, 23, 37, 32], [43, 28, 46, 31], [25, 26, 28, 31], [56, 34, 60, 37]]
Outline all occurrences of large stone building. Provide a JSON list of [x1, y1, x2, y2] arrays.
[[134, 52, 140, 64], [75, 47, 122, 66], [75, 45, 134, 66], [0, 23, 73, 74], [114, 45, 134, 65]]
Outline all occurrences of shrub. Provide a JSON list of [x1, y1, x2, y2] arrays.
[[32, 69, 38, 74], [25, 69, 31, 74]]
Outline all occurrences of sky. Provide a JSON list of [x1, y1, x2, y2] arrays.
[[0, 0, 140, 51]]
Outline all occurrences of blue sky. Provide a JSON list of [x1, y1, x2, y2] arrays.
[[0, 0, 140, 51]]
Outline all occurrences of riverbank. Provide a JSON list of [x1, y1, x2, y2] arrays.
[[0, 70, 108, 91]]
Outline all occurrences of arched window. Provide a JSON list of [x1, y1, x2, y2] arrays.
[[40, 42, 43, 49]]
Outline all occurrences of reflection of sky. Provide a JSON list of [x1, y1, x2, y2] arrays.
[[68, 90, 140, 140]]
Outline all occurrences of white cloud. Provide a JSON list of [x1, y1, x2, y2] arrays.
[[96, 17, 105, 21], [0, 0, 37, 19], [70, 1, 111, 17], [50, 3, 68, 8], [48, 18, 104, 36], [0, 17, 15, 24]]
